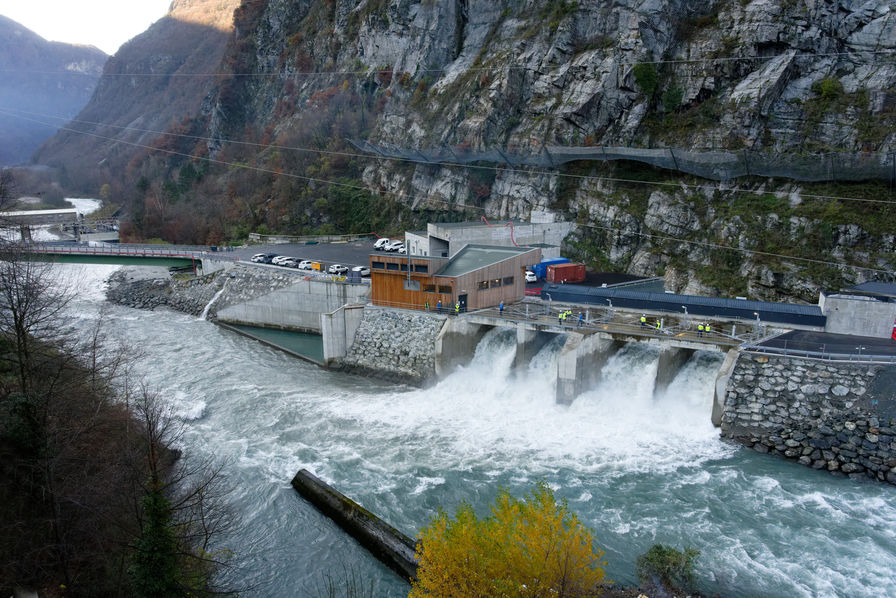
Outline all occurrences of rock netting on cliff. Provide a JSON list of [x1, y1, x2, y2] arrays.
[[339, 307, 446, 386], [721, 353, 896, 484]]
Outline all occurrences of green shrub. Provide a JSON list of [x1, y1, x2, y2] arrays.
[[633, 63, 658, 98], [636, 544, 699, 594]]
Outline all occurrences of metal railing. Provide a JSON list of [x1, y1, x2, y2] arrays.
[[741, 342, 896, 364], [248, 232, 373, 245], [24, 242, 238, 261]]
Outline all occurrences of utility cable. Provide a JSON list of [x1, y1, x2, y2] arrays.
[[2, 105, 894, 207], [1, 109, 891, 275]]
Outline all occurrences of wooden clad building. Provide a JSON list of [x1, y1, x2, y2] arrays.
[[370, 244, 541, 311]]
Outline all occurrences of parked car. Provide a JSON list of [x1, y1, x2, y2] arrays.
[[297, 260, 313, 270], [328, 264, 349, 274], [525, 270, 537, 283], [280, 258, 298, 268], [396, 245, 407, 254], [373, 238, 390, 250], [252, 253, 278, 264], [385, 240, 405, 252], [271, 255, 293, 266], [351, 266, 370, 277]]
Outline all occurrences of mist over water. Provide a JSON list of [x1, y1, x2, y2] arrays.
[[58, 264, 896, 597]]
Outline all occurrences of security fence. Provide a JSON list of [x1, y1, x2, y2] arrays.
[[351, 140, 896, 183]]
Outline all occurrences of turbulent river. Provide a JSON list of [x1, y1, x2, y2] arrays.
[[57, 263, 895, 598]]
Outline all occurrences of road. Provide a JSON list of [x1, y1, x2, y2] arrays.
[[758, 330, 896, 357]]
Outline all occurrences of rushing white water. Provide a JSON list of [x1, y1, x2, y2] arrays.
[[56, 264, 896, 597], [199, 281, 228, 320], [65, 197, 102, 215]]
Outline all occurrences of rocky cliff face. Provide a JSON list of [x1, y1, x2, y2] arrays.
[[0, 15, 107, 166], [36, 0, 896, 301]]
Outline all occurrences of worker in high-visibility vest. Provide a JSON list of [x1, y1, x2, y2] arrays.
[[454, 302, 460, 315], [697, 323, 704, 337], [655, 319, 662, 330], [640, 314, 647, 327], [705, 323, 711, 335]]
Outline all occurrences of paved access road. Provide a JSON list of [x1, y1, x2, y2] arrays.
[[759, 330, 896, 357]]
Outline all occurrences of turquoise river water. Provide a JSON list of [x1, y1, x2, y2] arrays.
[[59, 264, 896, 598]]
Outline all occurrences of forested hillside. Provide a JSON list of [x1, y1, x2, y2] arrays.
[[33, 0, 896, 301]]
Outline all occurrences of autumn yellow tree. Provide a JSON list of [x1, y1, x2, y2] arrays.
[[410, 482, 606, 598]]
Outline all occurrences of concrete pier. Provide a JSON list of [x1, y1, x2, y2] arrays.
[[654, 348, 695, 398]]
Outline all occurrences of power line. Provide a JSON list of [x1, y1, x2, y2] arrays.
[[1, 49, 894, 78], [1, 108, 892, 275], [2, 106, 895, 207], [0, 108, 483, 213]]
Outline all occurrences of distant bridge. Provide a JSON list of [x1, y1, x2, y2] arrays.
[[0, 208, 81, 225], [19, 242, 237, 273]]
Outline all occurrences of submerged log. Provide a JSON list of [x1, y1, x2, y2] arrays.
[[290, 469, 418, 581]]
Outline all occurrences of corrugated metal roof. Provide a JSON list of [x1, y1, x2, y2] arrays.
[[435, 244, 534, 277]]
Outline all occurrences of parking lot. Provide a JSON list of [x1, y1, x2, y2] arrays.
[[232, 239, 383, 273]]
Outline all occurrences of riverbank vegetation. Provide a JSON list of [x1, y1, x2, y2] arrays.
[[410, 481, 607, 597], [410, 480, 704, 598], [0, 240, 234, 596]]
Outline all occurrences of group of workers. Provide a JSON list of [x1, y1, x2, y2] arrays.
[[639, 314, 662, 330], [557, 310, 585, 326], [639, 313, 712, 336]]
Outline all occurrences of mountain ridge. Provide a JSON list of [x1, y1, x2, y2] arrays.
[[31, 0, 896, 301], [0, 14, 107, 166]]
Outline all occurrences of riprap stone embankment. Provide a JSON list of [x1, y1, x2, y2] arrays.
[[106, 267, 225, 316], [721, 353, 896, 484], [337, 307, 446, 386]]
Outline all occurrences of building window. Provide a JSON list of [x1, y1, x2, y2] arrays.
[[478, 280, 489, 290], [414, 264, 429, 273], [372, 262, 385, 269], [503, 276, 514, 285], [386, 262, 399, 271], [438, 285, 452, 294], [492, 278, 502, 288], [404, 280, 421, 291], [424, 284, 436, 293], [400, 263, 408, 271]]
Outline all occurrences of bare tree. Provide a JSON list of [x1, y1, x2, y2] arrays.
[[0, 244, 73, 392], [130, 385, 238, 597]]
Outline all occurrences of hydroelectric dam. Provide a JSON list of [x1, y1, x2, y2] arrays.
[[94, 253, 896, 486]]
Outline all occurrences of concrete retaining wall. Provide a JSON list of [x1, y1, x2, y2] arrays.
[[214, 265, 369, 333], [321, 304, 366, 364], [821, 293, 896, 339], [720, 353, 896, 484]]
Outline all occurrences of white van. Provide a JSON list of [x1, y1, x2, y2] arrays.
[[373, 238, 390, 250]]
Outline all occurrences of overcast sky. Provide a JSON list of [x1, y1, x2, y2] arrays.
[[0, 0, 172, 55]]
